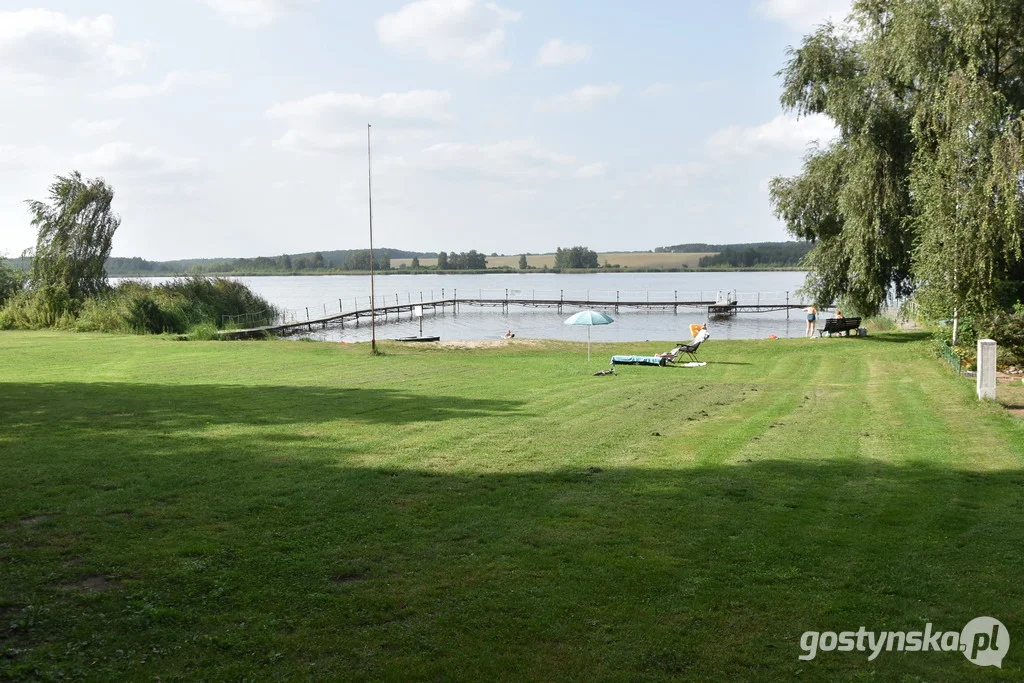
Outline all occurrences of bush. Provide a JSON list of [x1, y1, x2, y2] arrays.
[[0, 286, 76, 330], [126, 293, 170, 334], [0, 258, 26, 307], [186, 323, 220, 341], [862, 315, 896, 332], [164, 276, 276, 328], [930, 315, 979, 349], [72, 293, 127, 332], [979, 305, 1024, 365], [75, 281, 167, 333], [7, 276, 277, 335]]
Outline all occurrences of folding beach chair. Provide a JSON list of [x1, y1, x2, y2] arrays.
[[675, 339, 703, 363]]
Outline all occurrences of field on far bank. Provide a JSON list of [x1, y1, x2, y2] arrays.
[[391, 251, 715, 269], [1, 331, 1023, 680]]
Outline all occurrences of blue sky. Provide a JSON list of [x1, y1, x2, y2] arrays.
[[0, 0, 848, 260]]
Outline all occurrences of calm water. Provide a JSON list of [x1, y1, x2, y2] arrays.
[[118, 272, 817, 341]]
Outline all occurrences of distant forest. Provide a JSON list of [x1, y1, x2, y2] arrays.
[[657, 241, 812, 268], [5, 241, 812, 274], [5, 248, 432, 275], [100, 248, 434, 275]]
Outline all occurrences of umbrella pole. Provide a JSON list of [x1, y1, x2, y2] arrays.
[[588, 326, 591, 361]]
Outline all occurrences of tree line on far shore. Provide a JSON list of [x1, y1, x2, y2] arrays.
[[697, 242, 811, 268], [99, 249, 408, 275], [6, 241, 822, 277]]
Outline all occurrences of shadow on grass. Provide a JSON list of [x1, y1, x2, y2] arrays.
[[0, 382, 528, 432], [661, 362, 750, 370], [2, 380, 1024, 680], [3, 453, 1023, 679], [860, 331, 932, 344]]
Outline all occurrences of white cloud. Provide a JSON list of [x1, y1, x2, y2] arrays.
[[640, 81, 725, 97], [267, 90, 452, 154], [0, 145, 52, 170], [377, 0, 521, 72], [482, 184, 538, 201], [640, 83, 673, 97], [705, 113, 838, 158], [535, 83, 621, 113], [0, 9, 146, 82], [272, 129, 365, 154], [755, 0, 851, 31], [648, 162, 705, 186], [201, 0, 319, 28], [420, 140, 575, 178], [103, 71, 227, 100], [535, 39, 590, 67], [267, 90, 452, 124], [272, 130, 437, 156], [72, 142, 200, 177], [574, 161, 608, 179], [71, 118, 124, 136], [103, 44, 148, 77]]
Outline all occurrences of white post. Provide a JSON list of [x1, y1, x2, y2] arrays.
[[977, 339, 997, 400]]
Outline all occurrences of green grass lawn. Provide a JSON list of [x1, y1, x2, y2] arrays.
[[1, 331, 1023, 680]]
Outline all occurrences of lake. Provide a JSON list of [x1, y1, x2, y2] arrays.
[[191, 271, 816, 342]]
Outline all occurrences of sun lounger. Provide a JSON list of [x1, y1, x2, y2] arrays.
[[611, 339, 706, 367], [611, 355, 667, 366]]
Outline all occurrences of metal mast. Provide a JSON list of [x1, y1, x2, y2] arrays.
[[367, 123, 376, 352]]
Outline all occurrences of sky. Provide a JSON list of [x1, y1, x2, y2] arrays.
[[0, 0, 850, 260]]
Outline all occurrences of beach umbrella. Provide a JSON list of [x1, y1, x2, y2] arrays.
[[564, 310, 615, 361]]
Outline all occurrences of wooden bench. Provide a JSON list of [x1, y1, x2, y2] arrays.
[[819, 317, 861, 337]]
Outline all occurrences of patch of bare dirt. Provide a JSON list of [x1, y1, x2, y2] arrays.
[[63, 576, 117, 593], [330, 572, 367, 585], [5, 514, 54, 532], [434, 339, 547, 350], [18, 514, 53, 526]]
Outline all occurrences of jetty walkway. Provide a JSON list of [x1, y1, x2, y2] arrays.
[[219, 289, 810, 339]]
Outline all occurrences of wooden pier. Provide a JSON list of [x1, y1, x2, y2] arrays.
[[218, 292, 810, 339], [219, 299, 454, 339]]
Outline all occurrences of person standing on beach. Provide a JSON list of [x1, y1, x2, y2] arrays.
[[804, 305, 817, 338]]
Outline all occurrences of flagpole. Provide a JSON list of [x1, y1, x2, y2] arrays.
[[367, 123, 376, 353]]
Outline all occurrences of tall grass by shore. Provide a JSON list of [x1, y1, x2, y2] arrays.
[[0, 276, 276, 334]]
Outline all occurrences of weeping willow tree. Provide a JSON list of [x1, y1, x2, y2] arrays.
[[770, 0, 1024, 339], [27, 171, 120, 308]]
